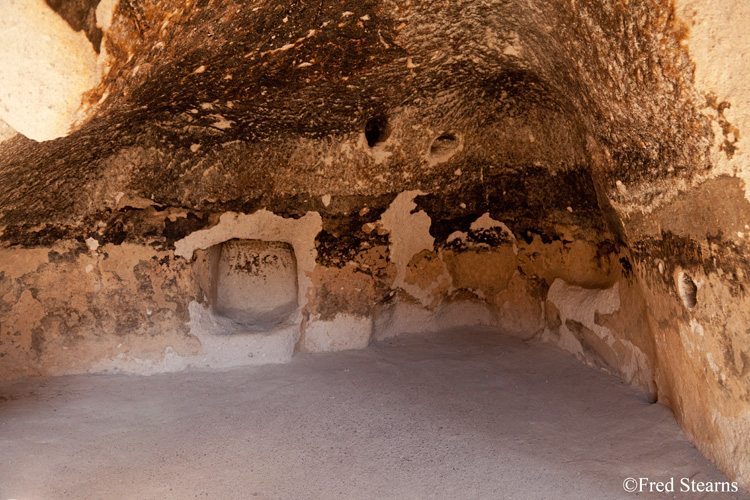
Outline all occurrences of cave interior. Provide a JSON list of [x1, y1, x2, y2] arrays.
[[1, 0, 749, 496]]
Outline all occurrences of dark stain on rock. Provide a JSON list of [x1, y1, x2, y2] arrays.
[[133, 261, 155, 294], [632, 231, 750, 298], [30, 326, 45, 357], [619, 256, 633, 278], [45, 0, 103, 52], [315, 229, 389, 272], [162, 213, 210, 246], [102, 219, 128, 246], [0, 224, 81, 247]]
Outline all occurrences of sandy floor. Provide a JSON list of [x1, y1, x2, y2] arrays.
[[1, 328, 747, 500]]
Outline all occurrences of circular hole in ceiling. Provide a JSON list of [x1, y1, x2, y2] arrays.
[[429, 132, 461, 163], [365, 116, 391, 147]]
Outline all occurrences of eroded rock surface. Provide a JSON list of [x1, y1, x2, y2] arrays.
[[0, 0, 748, 490]]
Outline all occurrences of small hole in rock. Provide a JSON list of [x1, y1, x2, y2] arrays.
[[365, 116, 390, 147], [677, 271, 698, 310], [428, 132, 461, 164], [430, 133, 457, 154]]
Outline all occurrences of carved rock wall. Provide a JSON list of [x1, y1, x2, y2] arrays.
[[0, 0, 749, 489]]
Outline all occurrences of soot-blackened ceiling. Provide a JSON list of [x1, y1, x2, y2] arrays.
[[0, 0, 710, 247]]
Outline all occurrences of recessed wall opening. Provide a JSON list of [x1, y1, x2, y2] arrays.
[[677, 270, 698, 310], [210, 239, 299, 329]]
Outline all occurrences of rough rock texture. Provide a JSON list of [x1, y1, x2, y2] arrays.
[[1, 0, 749, 490], [0, 0, 102, 141], [212, 239, 298, 327]]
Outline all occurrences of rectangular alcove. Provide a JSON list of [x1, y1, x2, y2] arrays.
[[199, 239, 299, 331]]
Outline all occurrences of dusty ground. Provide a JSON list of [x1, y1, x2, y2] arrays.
[[0, 329, 746, 500]]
